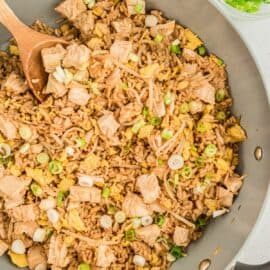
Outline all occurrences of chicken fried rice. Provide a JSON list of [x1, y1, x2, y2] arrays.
[[0, 0, 247, 269]]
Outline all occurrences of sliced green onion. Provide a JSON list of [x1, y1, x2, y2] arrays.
[[114, 211, 126, 224], [170, 44, 181, 55], [134, 3, 143, 13], [170, 246, 183, 259], [215, 89, 226, 102], [125, 229, 136, 241], [49, 160, 63, 175], [164, 92, 172, 105], [181, 166, 193, 179], [154, 214, 165, 226], [129, 53, 139, 62], [0, 143, 11, 159], [19, 125, 32, 141], [161, 129, 173, 140], [196, 121, 207, 133], [157, 159, 164, 166], [102, 187, 111, 198], [142, 106, 150, 118], [30, 183, 43, 197], [78, 263, 90, 270], [149, 116, 162, 126], [179, 103, 189, 114], [91, 82, 100, 95], [197, 45, 207, 56], [190, 145, 197, 152], [195, 157, 205, 168], [56, 191, 68, 207], [154, 34, 164, 43], [204, 144, 217, 158], [107, 205, 116, 214], [75, 137, 87, 149], [216, 57, 224, 66], [36, 152, 50, 164], [196, 216, 208, 228], [216, 111, 226, 121], [132, 119, 145, 134]]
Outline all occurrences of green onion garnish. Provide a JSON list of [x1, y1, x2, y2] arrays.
[[154, 214, 166, 226], [179, 103, 189, 114], [215, 89, 226, 102], [49, 160, 63, 175], [0, 143, 11, 159], [170, 245, 183, 259], [132, 119, 145, 134], [78, 263, 90, 270], [161, 129, 173, 140], [216, 111, 226, 121], [195, 157, 205, 168], [204, 144, 217, 158], [30, 183, 43, 197], [164, 92, 173, 105], [171, 44, 181, 55], [149, 116, 162, 126], [102, 187, 111, 198], [56, 191, 68, 207], [181, 166, 193, 179], [142, 106, 150, 117], [75, 137, 87, 149], [125, 229, 136, 241], [154, 34, 164, 43], [36, 152, 50, 164], [197, 45, 207, 56], [134, 3, 143, 13]]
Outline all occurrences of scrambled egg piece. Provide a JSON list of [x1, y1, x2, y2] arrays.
[[8, 251, 28, 268], [184, 29, 203, 50], [26, 168, 54, 186], [226, 124, 246, 143], [80, 153, 100, 172], [67, 209, 86, 232]]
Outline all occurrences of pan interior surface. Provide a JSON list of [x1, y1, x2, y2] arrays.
[[0, 1, 270, 269]]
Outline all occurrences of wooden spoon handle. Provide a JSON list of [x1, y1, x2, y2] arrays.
[[0, 0, 28, 37]]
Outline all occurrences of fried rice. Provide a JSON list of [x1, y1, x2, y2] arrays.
[[0, 0, 247, 269]]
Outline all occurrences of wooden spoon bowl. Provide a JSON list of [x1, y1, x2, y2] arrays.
[[0, 0, 68, 101]]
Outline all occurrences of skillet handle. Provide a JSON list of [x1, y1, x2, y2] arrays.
[[235, 262, 270, 270]]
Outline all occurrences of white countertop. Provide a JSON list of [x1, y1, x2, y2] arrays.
[[210, 1, 270, 267]]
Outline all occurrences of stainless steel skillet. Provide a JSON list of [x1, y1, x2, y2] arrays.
[[0, 0, 270, 269]]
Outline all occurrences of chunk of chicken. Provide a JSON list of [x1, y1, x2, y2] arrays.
[[5, 198, 24, 209], [107, 68, 121, 90], [122, 193, 152, 217], [224, 175, 243, 194], [148, 201, 166, 214], [182, 48, 198, 62], [110, 40, 132, 63], [48, 236, 70, 268], [0, 115, 17, 140], [0, 175, 30, 202], [125, 0, 145, 16], [14, 221, 38, 238], [3, 73, 28, 94], [173, 226, 190, 247], [27, 246, 47, 270], [96, 245, 116, 268], [41, 44, 67, 73], [150, 21, 175, 37], [11, 204, 40, 222], [98, 112, 120, 138], [55, 0, 87, 21], [0, 239, 8, 256], [119, 102, 142, 124], [136, 174, 161, 204], [69, 186, 101, 203], [63, 44, 90, 70], [194, 82, 216, 104], [216, 186, 234, 207], [74, 11, 95, 37], [112, 19, 132, 37], [136, 225, 161, 246], [68, 86, 90, 106], [45, 74, 68, 98]]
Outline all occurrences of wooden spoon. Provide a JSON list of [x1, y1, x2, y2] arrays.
[[0, 0, 68, 101]]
